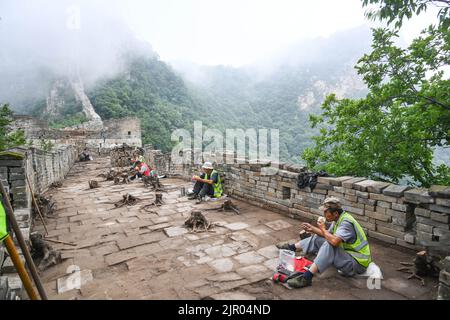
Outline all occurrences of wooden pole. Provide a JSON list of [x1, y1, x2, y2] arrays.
[[43, 238, 76, 246], [3, 235, 39, 300], [0, 181, 48, 300], [25, 175, 48, 235]]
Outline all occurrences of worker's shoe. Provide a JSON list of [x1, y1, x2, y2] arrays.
[[276, 243, 295, 251], [188, 194, 198, 200], [195, 197, 204, 204], [287, 275, 312, 289], [186, 191, 195, 197]]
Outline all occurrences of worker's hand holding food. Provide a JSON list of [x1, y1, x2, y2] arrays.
[[317, 216, 326, 231], [192, 175, 201, 181], [301, 223, 313, 233]]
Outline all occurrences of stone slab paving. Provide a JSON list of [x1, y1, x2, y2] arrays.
[[34, 157, 439, 300]]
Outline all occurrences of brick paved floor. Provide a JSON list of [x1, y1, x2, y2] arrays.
[[34, 157, 438, 300]]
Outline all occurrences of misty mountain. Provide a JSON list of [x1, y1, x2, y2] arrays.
[[1, 2, 372, 162]]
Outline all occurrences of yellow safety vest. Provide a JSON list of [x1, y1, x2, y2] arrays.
[[332, 211, 372, 268], [205, 170, 223, 198], [0, 202, 8, 242]]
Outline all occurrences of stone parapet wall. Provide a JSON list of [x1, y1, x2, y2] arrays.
[[149, 150, 450, 254], [0, 145, 78, 300], [12, 116, 142, 150]]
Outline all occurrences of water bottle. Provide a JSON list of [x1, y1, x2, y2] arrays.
[[279, 249, 295, 272]]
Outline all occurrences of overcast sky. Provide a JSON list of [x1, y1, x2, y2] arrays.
[[117, 0, 440, 66], [0, 0, 441, 70]]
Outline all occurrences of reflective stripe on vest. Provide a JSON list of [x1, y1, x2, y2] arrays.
[[332, 211, 372, 268], [205, 170, 223, 198], [0, 202, 8, 242]]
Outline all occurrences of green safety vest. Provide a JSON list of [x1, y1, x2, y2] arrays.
[[205, 170, 223, 198], [0, 202, 8, 242], [332, 211, 372, 268]]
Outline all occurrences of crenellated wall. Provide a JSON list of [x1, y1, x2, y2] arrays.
[[147, 149, 450, 254], [12, 116, 142, 151]]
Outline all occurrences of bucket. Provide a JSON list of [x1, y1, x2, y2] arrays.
[[278, 249, 295, 272]]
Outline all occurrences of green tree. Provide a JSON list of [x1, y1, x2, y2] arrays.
[[302, 0, 450, 187], [0, 103, 26, 151]]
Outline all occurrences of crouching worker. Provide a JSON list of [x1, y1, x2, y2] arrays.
[[276, 196, 372, 288], [130, 161, 150, 180], [187, 162, 223, 204]]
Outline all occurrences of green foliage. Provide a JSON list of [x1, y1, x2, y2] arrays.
[[88, 54, 197, 152], [363, 0, 450, 29], [303, 0, 450, 187], [49, 114, 88, 129], [0, 104, 26, 151]]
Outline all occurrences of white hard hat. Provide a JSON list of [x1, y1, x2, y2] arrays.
[[202, 162, 214, 169]]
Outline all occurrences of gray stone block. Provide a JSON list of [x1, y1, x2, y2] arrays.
[[415, 207, 431, 218], [404, 233, 415, 244], [436, 198, 450, 207], [430, 211, 450, 223], [404, 188, 434, 204], [0, 160, 24, 167], [416, 216, 450, 230], [368, 230, 396, 244], [437, 283, 450, 300], [429, 185, 450, 199], [0, 276, 8, 300], [430, 204, 450, 215], [382, 184, 410, 197], [341, 177, 366, 189]]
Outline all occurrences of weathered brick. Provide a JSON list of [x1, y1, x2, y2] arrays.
[[358, 197, 377, 206], [404, 188, 434, 204], [368, 230, 396, 244], [378, 201, 391, 209], [369, 193, 398, 203], [315, 183, 334, 191], [429, 204, 450, 214], [416, 216, 450, 230], [376, 225, 405, 239], [416, 223, 434, 233], [436, 198, 450, 207], [382, 184, 410, 197], [429, 185, 450, 199], [365, 211, 392, 222], [342, 205, 364, 216], [415, 207, 431, 218], [391, 203, 413, 213], [404, 233, 415, 244], [430, 211, 450, 224], [355, 191, 369, 199], [342, 177, 366, 189]]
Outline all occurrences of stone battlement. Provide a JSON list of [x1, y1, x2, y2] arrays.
[[146, 149, 450, 254]]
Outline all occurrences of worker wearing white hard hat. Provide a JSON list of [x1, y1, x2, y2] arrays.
[[187, 162, 223, 204]]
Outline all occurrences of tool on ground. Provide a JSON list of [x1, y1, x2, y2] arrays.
[[0, 180, 48, 300], [26, 175, 48, 235]]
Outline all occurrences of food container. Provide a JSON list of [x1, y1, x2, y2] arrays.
[[278, 249, 295, 272]]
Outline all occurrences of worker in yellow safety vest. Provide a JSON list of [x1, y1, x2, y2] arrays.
[[187, 162, 223, 204], [276, 196, 372, 288]]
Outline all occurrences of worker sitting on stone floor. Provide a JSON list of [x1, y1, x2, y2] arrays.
[[130, 160, 151, 180], [131, 155, 145, 169], [79, 148, 92, 162], [187, 161, 223, 204], [276, 196, 372, 288]]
